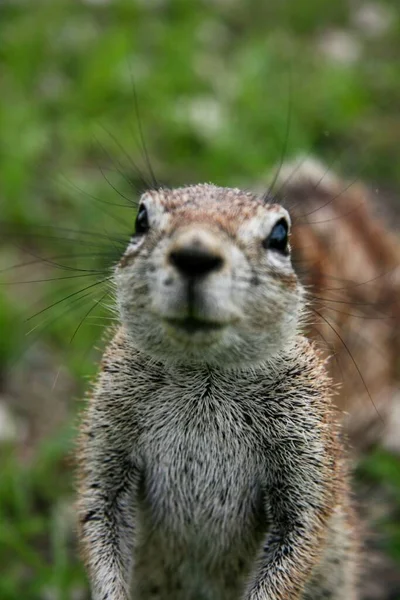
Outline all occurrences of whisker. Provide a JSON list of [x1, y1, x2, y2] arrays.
[[95, 126, 151, 193], [295, 198, 366, 225], [265, 70, 293, 199], [320, 269, 399, 293], [25, 287, 101, 336], [26, 277, 112, 322], [0, 273, 111, 285], [58, 173, 134, 209], [69, 291, 111, 344], [96, 162, 137, 207], [310, 306, 384, 422], [312, 304, 393, 321], [7, 246, 116, 274], [130, 68, 159, 189], [309, 294, 393, 312]]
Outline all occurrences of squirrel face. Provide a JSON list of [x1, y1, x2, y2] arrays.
[[115, 184, 303, 366]]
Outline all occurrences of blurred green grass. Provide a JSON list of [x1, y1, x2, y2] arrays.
[[0, 0, 400, 598]]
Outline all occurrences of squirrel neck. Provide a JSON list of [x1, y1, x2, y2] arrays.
[[120, 325, 302, 381]]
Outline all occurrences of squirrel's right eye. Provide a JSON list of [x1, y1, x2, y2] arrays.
[[134, 204, 150, 236], [263, 218, 289, 254]]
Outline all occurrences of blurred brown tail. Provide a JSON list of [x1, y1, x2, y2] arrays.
[[272, 157, 400, 452]]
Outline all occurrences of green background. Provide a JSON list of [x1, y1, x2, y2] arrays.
[[0, 1, 399, 598]]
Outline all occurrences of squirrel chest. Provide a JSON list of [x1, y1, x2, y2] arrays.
[[135, 373, 269, 553]]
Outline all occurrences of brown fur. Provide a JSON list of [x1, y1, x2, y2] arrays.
[[273, 159, 400, 451]]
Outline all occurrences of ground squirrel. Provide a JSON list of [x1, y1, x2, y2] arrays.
[[77, 184, 358, 600]]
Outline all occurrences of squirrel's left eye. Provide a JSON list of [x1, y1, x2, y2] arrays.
[[263, 218, 289, 254], [133, 204, 150, 236]]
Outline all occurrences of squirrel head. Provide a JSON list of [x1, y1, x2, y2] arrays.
[[115, 184, 304, 367]]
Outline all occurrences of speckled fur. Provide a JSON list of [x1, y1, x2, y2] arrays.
[[77, 184, 358, 600]]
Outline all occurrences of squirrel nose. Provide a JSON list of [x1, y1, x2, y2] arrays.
[[169, 245, 224, 278]]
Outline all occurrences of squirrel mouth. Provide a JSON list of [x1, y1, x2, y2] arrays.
[[163, 317, 226, 334]]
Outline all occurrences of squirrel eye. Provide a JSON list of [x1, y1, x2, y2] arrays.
[[134, 204, 150, 236], [263, 218, 289, 254]]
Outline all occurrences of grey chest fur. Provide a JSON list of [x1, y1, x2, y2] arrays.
[[131, 372, 270, 599]]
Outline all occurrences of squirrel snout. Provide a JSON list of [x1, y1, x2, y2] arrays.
[[168, 230, 225, 278], [169, 245, 223, 278]]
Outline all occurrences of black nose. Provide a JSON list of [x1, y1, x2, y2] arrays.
[[169, 246, 224, 278]]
